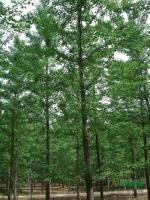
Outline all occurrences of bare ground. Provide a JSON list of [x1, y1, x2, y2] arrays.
[[0, 193, 148, 200]]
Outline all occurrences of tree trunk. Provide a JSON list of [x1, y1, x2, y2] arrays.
[[76, 133, 80, 200], [8, 95, 17, 200], [30, 180, 33, 200], [143, 86, 150, 121], [143, 130, 150, 200], [77, 1, 94, 200], [130, 143, 137, 198], [45, 65, 50, 200], [14, 168, 17, 200], [95, 133, 104, 200], [107, 179, 110, 192], [140, 99, 150, 200]]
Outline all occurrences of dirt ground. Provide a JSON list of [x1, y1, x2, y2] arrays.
[[85, 195, 147, 200], [0, 193, 148, 200], [102, 195, 147, 200]]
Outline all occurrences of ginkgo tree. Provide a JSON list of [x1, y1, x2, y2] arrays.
[[0, 1, 150, 200]]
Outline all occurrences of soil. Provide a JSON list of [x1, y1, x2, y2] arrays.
[[0, 194, 148, 200]]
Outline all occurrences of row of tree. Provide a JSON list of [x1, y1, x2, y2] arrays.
[[0, 0, 150, 200]]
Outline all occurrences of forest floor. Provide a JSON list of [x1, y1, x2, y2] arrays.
[[0, 191, 148, 200]]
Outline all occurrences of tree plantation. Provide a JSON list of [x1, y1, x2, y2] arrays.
[[0, 0, 150, 200]]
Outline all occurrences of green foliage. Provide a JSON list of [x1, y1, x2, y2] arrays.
[[0, 0, 149, 196]]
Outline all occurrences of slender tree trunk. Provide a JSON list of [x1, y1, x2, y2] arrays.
[[77, 1, 94, 200], [77, 182, 80, 200], [45, 65, 50, 200], [95, 133, 104, 200], [143, 86, 150, 197], [144, 93, 150, 200], [30, 180, 33, 200], [107, 179, 110, 192], [76, 133, 80, 200], [140, 99, 150, 200], [130, 143, 137, 198], [143, 86, 150, 121], [14, 167, 17, 200], [143, 130, 150, 200], [8, 95, 17, 200]]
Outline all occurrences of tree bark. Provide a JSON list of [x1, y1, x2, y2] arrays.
[[130, 142, 137, 198], [14, 168, 17, 200], [45, 65, 50, 200], [143, 130, 150, 200], [8, 95, 17, 200], [95, 132, 104, 200], [77, 1, 94, 200], [76, 133, 80, 200], [30, 180, 33, 200], [140, 99, 150, 200], [143, 85, 150, 121]]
